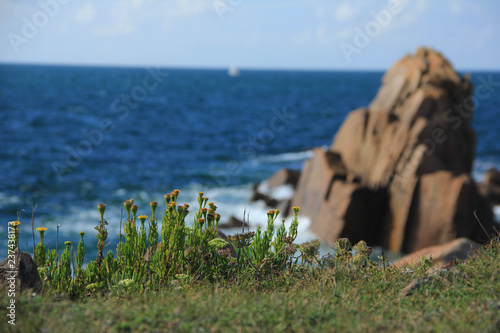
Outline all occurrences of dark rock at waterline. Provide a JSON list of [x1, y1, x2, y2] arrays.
[[218, 216, 246, 229], [0, 249, 42, 295], [250, 168, 301, 216], [289, 47, 496, 253], [265, 168, 301, 189], [250, 185, 279, 208], [393, 237, 481, 268], [479, 168, 500, 205]]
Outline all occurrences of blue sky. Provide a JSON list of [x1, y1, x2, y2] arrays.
[[1, 0, 499, 71]]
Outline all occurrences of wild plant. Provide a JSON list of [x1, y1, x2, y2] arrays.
[[59, 241, 72, 291], [20, 189, 390, 298], [34, 227, 47, 268]]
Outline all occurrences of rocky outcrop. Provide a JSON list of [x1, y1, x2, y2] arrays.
[[479, 168, 500, 205], [218, 216, 246, 229], [392, 237, 481, 268], [265, 168, 301, 189], [251, 168, 300, 215], [0, 249, 42, 294], [290, 47, 496, 253]]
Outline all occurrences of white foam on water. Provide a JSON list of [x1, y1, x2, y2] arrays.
[[0, 192, 21, 207], [252, 150, 314, 164], [6, 184, 325, 261], [494, 205, 500, 224], [257, 182, 295, 201], [114, 188, 127, 197], [472, 160, 500, 182], [160, 183, 319, 244]]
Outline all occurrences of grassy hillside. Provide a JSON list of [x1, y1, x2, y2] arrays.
[[5, 237, 499, 332]]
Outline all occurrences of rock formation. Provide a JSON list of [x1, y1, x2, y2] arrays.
[[392, 237, 481, 268], [250, 168, 300, 214], [0, 249, 42, 295], [290, 47, 496, 253], [218, 215, 246, 229], [479, 168, 500, 205]]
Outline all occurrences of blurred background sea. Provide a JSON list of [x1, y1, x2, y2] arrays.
[[1, 64, 499, 260]]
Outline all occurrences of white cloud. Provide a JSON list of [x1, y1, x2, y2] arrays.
[[76, 4, 95, 24], [170, 0, 210, 17], [415, 0, 430, 13], [293, 30, 312, 45], [316, 24, 327, 38], [157, 0, 211, 32], [132, 0, 144, 10], [91, 2, 135, 37], [86, 0, 212, 37], [334, 2, 357, 21], [335, 28, 352, 40], [448, 0, 463, 15]]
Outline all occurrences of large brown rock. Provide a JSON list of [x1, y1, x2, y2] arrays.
[[393, 237, 481, 268], [291, 47, 496, 252], [265, 168, 301, 189], [0, 249, 42, 295], [250, 168, 301, 217]]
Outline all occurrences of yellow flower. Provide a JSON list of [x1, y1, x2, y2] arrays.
[[36, 227, 48, 232], [97, 203, 106, 222], [124, 199, 134, 209], [137, 215, 148, 220], [10, 221, 21, 226], [97, 203, 106, 213]]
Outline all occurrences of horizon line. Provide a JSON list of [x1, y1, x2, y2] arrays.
[[1, 60, 499, 74]]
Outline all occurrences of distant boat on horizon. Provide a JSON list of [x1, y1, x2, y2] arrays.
[[228, 65, 240, 77]]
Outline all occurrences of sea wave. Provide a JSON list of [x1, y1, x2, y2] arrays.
[[494, 206, 500, 223], [0, 192, 22, 207], [257, 182, 295, 201], [472, 159, 500, 182], [252, 150, 314, 164]]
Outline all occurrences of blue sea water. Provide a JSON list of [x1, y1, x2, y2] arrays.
[[1, 64, 499, 259]]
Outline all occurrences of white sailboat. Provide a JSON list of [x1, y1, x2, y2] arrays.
[[228, 65, 240, 77]]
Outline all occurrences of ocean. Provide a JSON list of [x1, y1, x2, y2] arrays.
[[1, 64, 499, 260]]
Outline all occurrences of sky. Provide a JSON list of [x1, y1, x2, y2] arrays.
[[0, 0, 499, 71]]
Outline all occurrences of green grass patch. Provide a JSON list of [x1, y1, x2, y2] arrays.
[[6, 239, 500, 332], [4, 190, 500, 332]]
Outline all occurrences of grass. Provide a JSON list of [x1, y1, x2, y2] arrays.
[[4, 190, 500, 332], [5, 237, 500, 332]]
